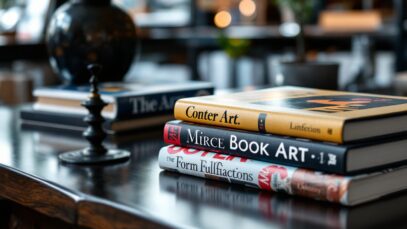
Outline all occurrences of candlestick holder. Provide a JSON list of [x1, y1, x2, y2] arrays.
[[59, 64, 131, 164]]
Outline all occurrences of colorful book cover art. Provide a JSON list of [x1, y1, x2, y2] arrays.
[[257, 165, 348, 203], [176, 86, 407, 118], [159, 145, 350, 204], [253, 95, 407, 113]]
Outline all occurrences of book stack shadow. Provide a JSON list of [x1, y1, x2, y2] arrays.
[[159, 86, 407, 206], [19, 82, 214, 135]]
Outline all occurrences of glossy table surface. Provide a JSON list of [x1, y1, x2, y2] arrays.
[[1, 107, 407, 229]]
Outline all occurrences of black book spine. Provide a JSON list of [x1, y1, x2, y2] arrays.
[[163, 121, 348, 174], [20, 108, 113, 131], [115, 87, 214, 119]]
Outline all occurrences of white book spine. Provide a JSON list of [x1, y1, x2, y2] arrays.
[[159, 145, 350, 205], [33, 103, 116, 119]]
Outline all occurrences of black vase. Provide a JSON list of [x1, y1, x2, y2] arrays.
[[46, 0, 137, 85]]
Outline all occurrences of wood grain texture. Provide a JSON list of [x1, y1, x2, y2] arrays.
[[7, 200, 82, 229], [77, 199, 173, 229], [0, 165, 81, 224]]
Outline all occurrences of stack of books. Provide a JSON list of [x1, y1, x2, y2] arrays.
[[20, 81, 214, 134], [159, 86, 407, 206]]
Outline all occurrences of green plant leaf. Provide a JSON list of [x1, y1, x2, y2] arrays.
[[218, 33, 251, 59], [273, 0, 314, 23]]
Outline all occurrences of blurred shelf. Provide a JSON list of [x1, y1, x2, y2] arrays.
[[0, 24, 398, 62], [138, 24, 398, 54], [142, 24, 397, 40], [0, 34, 47, 61]]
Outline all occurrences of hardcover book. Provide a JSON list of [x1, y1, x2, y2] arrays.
[[159, 145, 407, 206], [174, 86, 407, 143], [163, 120, 407, 174], [20, 107, 171, 134], [34, 81, 213, 119]]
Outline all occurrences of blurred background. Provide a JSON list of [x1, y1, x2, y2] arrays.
[[0, 0, 406, 104]]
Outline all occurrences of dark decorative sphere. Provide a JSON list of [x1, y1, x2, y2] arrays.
[[46, 0, 137, 85]]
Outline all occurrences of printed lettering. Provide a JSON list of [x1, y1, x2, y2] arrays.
[[274, 143, 307, 162], [131, 97, 158, 114], [298, 147, 308, 162], [288, 146, 298, 161], [229, 135, 269, 156], [275, 143, 287, 159], [176, 156, 198, 171], [185, 106, 219, 121], [219, 110, 239, 124], [187, 129, 225, 149]]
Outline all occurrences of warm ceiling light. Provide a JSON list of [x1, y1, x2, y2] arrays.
[[239, 0, 256, 17], [214, 10, 232, 28]]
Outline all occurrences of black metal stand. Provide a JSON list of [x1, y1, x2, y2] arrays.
[[59, 64, 130, 164]]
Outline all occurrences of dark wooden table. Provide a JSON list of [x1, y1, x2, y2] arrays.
[[1, 106, 407, 229]]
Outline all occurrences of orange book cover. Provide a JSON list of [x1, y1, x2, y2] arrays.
[[174, 87, 407, 143]]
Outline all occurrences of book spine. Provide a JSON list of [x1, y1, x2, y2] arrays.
[[20, 109, 115, 132], [159, 145, 351, 205], [174, 101, 345, 143], [115, 88, 214, 119], [163, 122, 347, 173]]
